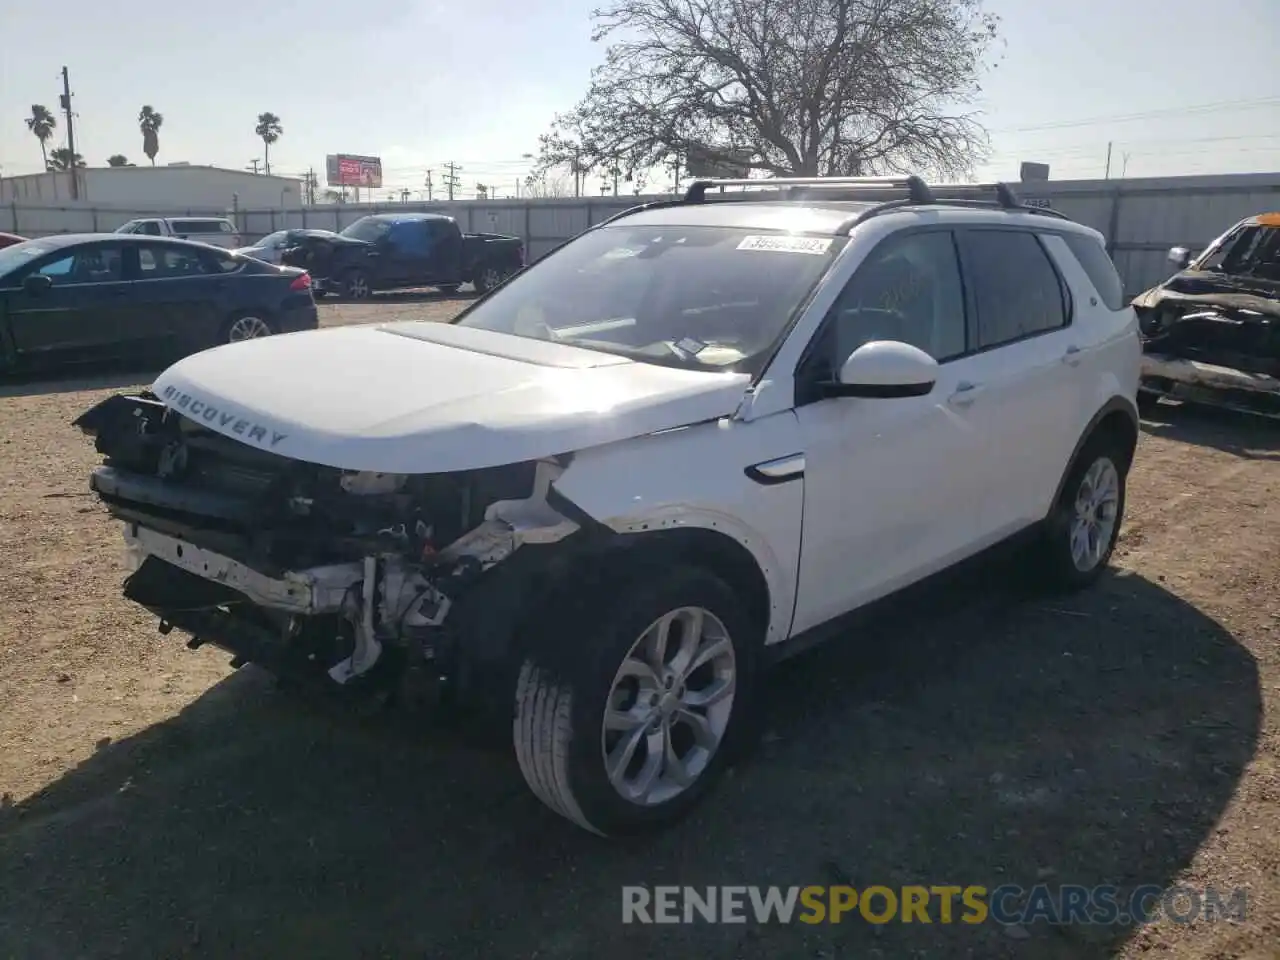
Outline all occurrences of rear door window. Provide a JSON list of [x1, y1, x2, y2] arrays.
[[137, 243, 219, 278], [388, 221, 432, 255], [960, 229, 1070, 349], [170, 219, 224, 235]]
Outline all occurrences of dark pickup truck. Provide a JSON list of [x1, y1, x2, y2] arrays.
[[281, 212, 524, 300]]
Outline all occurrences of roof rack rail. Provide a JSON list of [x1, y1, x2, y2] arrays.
[[684, 175, 935, 204], [592, 174, 1071, 233]]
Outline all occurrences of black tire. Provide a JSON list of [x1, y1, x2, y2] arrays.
[[219, 313, 276, 345], [472, 264, 505, 295], [436, 283, 461, 295], [340, 269, 371, 301], [1034, 433, 1129, 592], [1137, 390, 1162, 416], [513, 564, 762, 837]]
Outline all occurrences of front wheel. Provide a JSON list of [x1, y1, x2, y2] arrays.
[[1035, 437, 1128, 591], [340, 270, 371, 300], [513, 566, 761, 836]]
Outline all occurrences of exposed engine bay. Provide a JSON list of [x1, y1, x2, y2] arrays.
[[74, 391, 597, 710]]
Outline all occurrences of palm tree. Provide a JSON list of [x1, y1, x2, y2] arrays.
[[138, 106, 163, 165], [254, 112, 283, 175], [47, 147, 85, 171], [107, 154, 131, 167], [25, 105, 57, 170]]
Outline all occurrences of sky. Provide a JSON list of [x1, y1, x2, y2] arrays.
[[1, 0, 1278, 199]]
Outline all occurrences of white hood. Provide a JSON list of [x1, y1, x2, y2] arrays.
[[152, 322, 751, 473]]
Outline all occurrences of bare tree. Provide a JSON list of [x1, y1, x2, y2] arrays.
[[523, 172, 575, 198], [536, 0, 999, 180]]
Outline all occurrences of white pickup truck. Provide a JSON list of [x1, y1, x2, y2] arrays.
[[114, 216, 241, 249]]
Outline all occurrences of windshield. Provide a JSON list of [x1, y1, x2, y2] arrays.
[[339, 217, 391, 243], [453, 224, 844, 372], [1195, 221, 1280, 280], [0, 239, 59, 279]]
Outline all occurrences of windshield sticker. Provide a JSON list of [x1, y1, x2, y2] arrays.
[[737, 235, 832, 255], [675, 337, 708, 355]]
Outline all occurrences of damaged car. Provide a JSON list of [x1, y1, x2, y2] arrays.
[[75, 175, 1141, 837], [1133, 211, 1280, 419]]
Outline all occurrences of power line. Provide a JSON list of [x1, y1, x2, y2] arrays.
[[987, 97, 1280, 134]]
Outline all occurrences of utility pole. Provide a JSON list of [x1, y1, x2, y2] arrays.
[[248, 159, 261, 175], [59, 66, 79, 199], [443, 162, 461, 201], [1104, 141, 1113, 180], [424, 169, 433, 201], [305, 168, 318, 205]]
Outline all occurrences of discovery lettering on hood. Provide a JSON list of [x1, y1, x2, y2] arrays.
[[159, 384, 288, 448]]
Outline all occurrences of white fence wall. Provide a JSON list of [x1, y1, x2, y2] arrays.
[[4, 172, 1278, 298]]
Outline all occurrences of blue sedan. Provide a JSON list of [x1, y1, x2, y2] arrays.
[[0, 233, 319, 373]]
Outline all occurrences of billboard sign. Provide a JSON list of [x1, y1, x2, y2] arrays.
[[1019, 161, 1050, 182], [326, 154, 383, 188]]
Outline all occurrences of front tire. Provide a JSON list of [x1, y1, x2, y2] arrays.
[[513, 565, 761, 836], [1036, 436, 1128, 591], [340, 270, 371, 300]]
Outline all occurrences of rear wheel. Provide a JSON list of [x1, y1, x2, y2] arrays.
[[221, 313, 275, 344], [1035, 435, 1128, 591], [436, 283, 460, 295], [1137, 390, 1162, 416], [513, 565, 761, 836], [472, 264, 506, 294]]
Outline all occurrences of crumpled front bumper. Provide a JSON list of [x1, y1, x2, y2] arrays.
[[1140, 352, 1280, 418]]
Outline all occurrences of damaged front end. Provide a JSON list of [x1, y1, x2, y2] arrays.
[[1134, 213, 1280, 418], [1135, 292, 1280, 419], [74, 391, 601, 711]]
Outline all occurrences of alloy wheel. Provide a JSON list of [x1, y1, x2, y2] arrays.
[[1069, 456, 1120, 572], [600, 606, 737, 807], [227, 315, 272, 341]]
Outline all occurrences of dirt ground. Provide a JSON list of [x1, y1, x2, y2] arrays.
[[1, 297, 1277, 959]]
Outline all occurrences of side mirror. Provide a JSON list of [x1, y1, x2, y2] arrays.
[[1167, 246, 1192, 269], [23, 273, 53, 295], [823, 340, 938, 398]]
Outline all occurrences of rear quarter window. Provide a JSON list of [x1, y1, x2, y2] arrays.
[[1061, 232, 1126, 310], [170, 219, 228, 234]]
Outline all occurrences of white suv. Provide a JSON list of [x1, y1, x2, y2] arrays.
[[76, 176, 1140, 837]]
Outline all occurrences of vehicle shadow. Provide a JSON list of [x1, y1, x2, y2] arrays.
[[0, 364, 160, 399], [369, 288, 479, 304], [0, 560, 1259, 960], [1141, 400, 1280, 459]]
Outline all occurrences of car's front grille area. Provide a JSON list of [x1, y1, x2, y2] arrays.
[[173, 417, 308, 501]]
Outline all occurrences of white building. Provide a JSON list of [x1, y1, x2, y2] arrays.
[[0, 164, 304, 211]]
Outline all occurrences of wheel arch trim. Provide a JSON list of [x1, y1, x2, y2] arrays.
[[1049, 395, 1139, 511]]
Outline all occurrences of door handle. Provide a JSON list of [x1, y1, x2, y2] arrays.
[[947, 380, 982, 408], [1063, 344, 1082, 366]]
